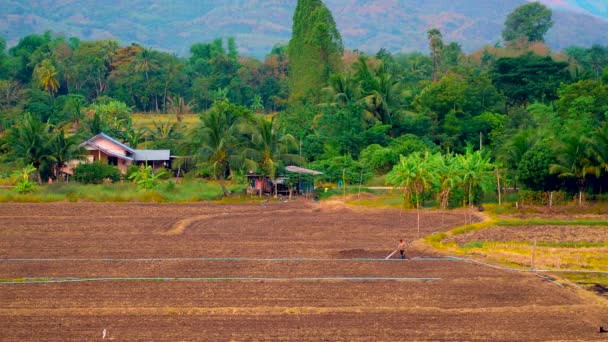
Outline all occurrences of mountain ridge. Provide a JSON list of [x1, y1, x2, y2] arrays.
[[1, 0, 607, 58]]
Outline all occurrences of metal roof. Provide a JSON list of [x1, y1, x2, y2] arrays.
[[285, 165, 323, 175], [91, 132, 136, 153], [79, 141, 134, 161], [133, 149, 171, 161]]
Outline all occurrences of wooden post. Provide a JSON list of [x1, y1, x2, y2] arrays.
[[549, 191, 553, 208], [496, 169, 501, 206], [531, 239, 537, 271], [342, 169, 346, 200], [358, 171, 362, 199]]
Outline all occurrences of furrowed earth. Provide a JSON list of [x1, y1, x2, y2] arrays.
[[0, 201, 606, 340]]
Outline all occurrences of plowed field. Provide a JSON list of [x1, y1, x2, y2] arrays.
[[0, 201, 606, 340]]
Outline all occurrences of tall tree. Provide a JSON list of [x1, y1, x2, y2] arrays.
[[502, 2, 553, 43], [48, 129, 83, 180], [33, 59, 60, 96], [427, 28, 443, 82], [7, 112, 53, 183], [191, 99, 251, 197], [248, 116, 301, 196], [288, 0, 343, 103]]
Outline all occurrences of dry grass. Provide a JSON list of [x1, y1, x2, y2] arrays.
[[131, 113, 199, 129]]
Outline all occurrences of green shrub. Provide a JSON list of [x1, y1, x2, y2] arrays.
[[73, 162, 121, 184], [12, 164, 36, 194], [310, 156, 373, 184], [125, 165, 139, 180], [359, 144, 398, 174]]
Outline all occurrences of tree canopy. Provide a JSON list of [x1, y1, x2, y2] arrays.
[[502, 2, 553, 43]]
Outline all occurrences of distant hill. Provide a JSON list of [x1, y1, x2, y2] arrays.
[[1, 0, 607, 58], [539, 0, 608, 19]]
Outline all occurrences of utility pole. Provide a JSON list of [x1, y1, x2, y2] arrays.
[[342, 168, 346, 200]]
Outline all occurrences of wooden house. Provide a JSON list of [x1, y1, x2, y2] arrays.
[[62, 132, 171, 176]]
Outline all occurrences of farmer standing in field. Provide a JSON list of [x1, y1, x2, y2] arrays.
[[398, 239, 407, 259]]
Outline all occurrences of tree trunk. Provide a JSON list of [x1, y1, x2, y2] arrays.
[[218, 174, 230, 197], [416, 191, 420, 240]]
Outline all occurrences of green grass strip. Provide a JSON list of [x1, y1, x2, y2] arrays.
[[496, 218, 608, 226]]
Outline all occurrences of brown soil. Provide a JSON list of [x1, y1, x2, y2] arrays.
[[0, 201, 606, 340]]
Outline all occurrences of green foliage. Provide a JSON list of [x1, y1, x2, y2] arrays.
[[11, 164, 36, 194], [502, 2, 553, 42], [288, 0, 343, 103], [517, 142, 559, 191], [359, 144, 398, 174], [309, 155, 372, 184], [491, 54, 570, 106], [6, 112, 53, 182], [73, 162, 121, 184], [128, 164, 166, 191]]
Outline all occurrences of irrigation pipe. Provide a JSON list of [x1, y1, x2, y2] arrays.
[[0, 276, 441, 285], [0, 257, 459, 262]]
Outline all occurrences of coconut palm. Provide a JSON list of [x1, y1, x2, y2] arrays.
[[33, 59, 60, 96], [247, 115, 302, 196], [550, 133, 596, 205], [192, 99, 250, 197], [48, 129, 84, 181], [135, 48, 158, 81], [322, 73, 360, 108], [7, 112, 54, 183]]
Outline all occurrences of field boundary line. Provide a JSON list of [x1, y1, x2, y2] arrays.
[[0, 276, 442, 285], [0, 304, 592, 316], [0, 256, 459, 262]]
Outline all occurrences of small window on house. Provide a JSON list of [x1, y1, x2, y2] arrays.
[[108, 156, 118, 166]]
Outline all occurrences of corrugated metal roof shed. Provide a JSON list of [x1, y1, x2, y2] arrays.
[[285, 165, 323, 175], [133, 150, 171, 161]]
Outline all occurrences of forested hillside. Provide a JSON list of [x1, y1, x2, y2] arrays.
[[1, 1, 608, 205], [1, 0, 608, 57]]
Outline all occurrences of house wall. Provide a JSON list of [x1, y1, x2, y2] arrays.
[[62, 151, 130, 175]]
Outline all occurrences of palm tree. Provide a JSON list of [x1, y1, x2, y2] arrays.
[[7, 113, 54, 183], [386, 151, 436, 239], [498, 129, 538, 189], [48, 129, 84, 181], [427, 28, 444, 82], [33, 59, 60, 96], [135, 48, 158, 81], [550, 134, 596, 205], [591, 121, 608, 173], [247, 116, 302, 196], [192, 99, 249, 197]]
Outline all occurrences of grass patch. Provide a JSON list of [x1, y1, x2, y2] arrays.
[[0, 180, 247, 203], [131, 113, 199, 129], [462, 241, 485, 249], [496, 218, 608, 226], [365, 174, 387, 187]]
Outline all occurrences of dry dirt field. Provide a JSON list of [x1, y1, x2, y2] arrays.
[[0, 201, 607, 340]]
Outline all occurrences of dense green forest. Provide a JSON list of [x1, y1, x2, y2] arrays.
[[1, 1, 608, 205]]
